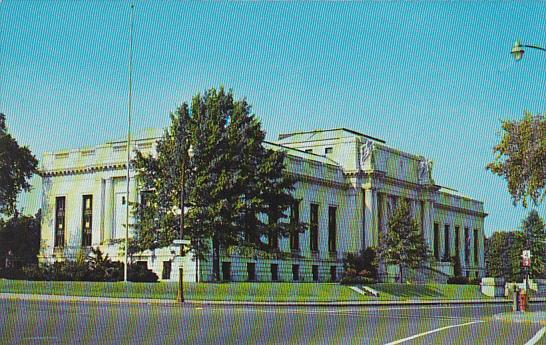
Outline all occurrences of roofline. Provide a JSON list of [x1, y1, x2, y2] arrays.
[[278, 128, 386, 144], [264, 141, 340, 166]]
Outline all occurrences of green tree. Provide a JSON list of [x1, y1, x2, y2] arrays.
[[379, 200, 430, 283], [521, 210, 546, 279], [0, 113, 39, 217], [133, 88, 304, 280], [487, 112, 546, 207], [486, 231, 524, 281], [0, 210, 41, 268]]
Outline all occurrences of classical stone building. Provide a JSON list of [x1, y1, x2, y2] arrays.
[[39, 128, 486, 282]]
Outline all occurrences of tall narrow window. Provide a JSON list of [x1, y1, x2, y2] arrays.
[[455, 226, 460, 257], [271, 264, 279, 282], [443, 224, 450, 260], [310, 203, 319, 252], [474, 229, 479, 265], [433, 223, 439, 260], [464, 227, 470, 265], [222, 262, 231, 281], [81, 195, 93, 247], [247, 262, 256, 281], [292, 264, 300, 281], [162, 261, 172, 280], [328, 206, 337, 253], [54, 197, 66, 248], [312, 265, 319, 282], [268, 217, 278, 250], [290, 200, 300, 251], [139, 191, 152, 218]]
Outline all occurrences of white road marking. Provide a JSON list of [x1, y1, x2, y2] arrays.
[[524, 326, 546, 345], [384, 320, 484, 345]]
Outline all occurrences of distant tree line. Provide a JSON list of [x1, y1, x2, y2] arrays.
[[485, 210, 545, 282]]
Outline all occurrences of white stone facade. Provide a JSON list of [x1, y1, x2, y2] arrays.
[[39, 128, 487, 282]]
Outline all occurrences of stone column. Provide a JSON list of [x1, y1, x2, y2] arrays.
[[410, 199, 417, 220], [353, 188, 364, 253], [469, 228, 475, 269], [103, 178, 114, 244], [478, 229, 485, 271], [363, 189, 378, 247], [458, 227, 465, 269], [94, 178, 105, 246], [422, 200, 434, 250], [379, 193, 388, 236]]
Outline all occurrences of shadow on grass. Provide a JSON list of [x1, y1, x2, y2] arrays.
[[372, 283, 483, 300], [374, 284, 442, 298]]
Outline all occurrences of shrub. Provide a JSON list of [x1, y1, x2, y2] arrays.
[[447, 276, 470, 284], [343, 247, 378, 279], [4, 248, 125, 282], [128, 264, 158, 283], [340, 268, 376, 285]]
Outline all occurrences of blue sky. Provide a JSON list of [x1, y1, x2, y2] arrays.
[[1, 1, 544, 235]]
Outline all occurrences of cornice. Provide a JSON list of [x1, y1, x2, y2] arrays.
[[286, 172, 349, 190], [40, 163, 127, 177], [434, 203, 488, 218]]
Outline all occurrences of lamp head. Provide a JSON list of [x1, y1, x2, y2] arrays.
[[511, 40, 524, 61]]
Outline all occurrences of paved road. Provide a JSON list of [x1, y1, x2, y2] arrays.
[[1, 299, 545, 345]]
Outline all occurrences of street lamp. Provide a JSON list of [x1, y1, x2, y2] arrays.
[[511, 39, 546, 61], [124, 3, 135, 283], [176, 145, 193, 303]]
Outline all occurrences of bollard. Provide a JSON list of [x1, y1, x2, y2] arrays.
[[513, 286, 519, 312], [177, 266, 184, 303]]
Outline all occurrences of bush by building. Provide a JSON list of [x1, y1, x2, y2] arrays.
[[447, 276, 470, 285], [0, 248, 158, 282]]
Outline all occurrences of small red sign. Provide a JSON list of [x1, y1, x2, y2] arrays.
[[522, 258, 531, 267]]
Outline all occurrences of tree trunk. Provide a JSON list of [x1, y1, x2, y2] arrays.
[[399, 264, 404, 283], [212, 236, 220, 281]]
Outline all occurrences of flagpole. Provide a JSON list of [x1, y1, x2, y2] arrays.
[[124, 3, 135, 283]]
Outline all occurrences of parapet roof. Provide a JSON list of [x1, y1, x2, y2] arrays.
[[277, 128, 386, 144]]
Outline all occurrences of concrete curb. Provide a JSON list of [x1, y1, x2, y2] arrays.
[[1, 292, 537, 307]]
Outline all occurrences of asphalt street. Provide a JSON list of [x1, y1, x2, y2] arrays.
[[1, 299, 545, 345]]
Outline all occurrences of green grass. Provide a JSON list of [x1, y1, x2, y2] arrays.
[[0, 279, 489, 302], [0, 280, 368, 302], [372, 283, 491, 300]]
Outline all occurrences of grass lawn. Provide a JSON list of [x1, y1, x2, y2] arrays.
[[0, 280, 369, 302], [372, 283, 491, 300], [0, 279, 489, 302]]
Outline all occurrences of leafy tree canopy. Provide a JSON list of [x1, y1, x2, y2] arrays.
[[132, 88, 304, 264], [0, 210, 41, 267], [379, 199, 430, 282], [0, 113, 39, 217], [487, 112, 546, 208], [485, 210, 546, 281]]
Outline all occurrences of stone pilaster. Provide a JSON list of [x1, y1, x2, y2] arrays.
[[102, 178, 114, 243], [363, 188, 378, 247]]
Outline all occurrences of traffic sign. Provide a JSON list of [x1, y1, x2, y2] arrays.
[[522, 250, 531, 267]]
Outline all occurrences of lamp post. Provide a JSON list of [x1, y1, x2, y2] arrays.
[[511, 40, 546, 61], [176, 145, 193, 303], [124, 3, 135, 283]]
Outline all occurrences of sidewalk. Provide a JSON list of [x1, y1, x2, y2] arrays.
[[0, 292, 528, 307]]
